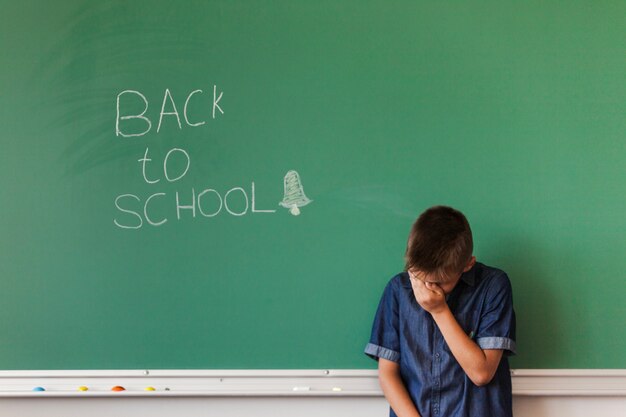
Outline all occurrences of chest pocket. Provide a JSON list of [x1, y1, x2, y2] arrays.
[[443, 310, 478, 351]]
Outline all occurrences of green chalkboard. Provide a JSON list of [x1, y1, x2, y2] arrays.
[[1, 1, 624, 370]]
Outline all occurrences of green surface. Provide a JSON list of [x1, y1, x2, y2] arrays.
[[0, 1, 624, 370]]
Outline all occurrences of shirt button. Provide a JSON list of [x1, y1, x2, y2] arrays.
[[435, 353, 440, 358]]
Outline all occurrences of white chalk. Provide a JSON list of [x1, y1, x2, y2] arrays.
[[292, 386, 311, 391]]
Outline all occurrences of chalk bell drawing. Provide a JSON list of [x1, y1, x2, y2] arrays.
[[279, 170, 312, 216]]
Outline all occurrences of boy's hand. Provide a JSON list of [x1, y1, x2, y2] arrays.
[[409, 272, 448, 315]]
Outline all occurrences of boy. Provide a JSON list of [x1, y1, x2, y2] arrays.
[[365, 206, 516, 417]]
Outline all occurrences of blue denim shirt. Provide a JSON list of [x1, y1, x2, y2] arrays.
[[365, 262, 516, 417]]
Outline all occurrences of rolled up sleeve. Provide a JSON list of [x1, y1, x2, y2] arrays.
[[475, 273, 517, 355], [364, 280, 401, 362]]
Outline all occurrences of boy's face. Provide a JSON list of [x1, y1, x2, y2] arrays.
[[409, 270, 460, 295], [409, 256, 476, 295]]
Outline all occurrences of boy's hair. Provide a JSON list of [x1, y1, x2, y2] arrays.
[[404, 205, 473, 281]]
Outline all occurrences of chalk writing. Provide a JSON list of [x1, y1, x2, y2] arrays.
[[113, 86, 310, 229], [115, 86, 224, 138], [113, 182, 276, 229]]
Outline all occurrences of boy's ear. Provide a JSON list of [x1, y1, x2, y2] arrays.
[[462, 256, 476, 272]]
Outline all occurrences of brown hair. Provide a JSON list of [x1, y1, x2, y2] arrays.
[[404, 205, 473, 281]]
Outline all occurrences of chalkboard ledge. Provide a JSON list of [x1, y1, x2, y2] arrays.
[[0, 369, 625, 397]]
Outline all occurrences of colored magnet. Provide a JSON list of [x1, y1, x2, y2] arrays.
[[111, 386, 126, 392], [78, 386, 89, 391], [32, 387, 45, 392]]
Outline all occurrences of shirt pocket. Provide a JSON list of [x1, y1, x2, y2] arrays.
[[443, 310, 478, 351]]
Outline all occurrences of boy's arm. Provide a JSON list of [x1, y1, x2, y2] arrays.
[[430, 307, 503, 386], [378, 358, 422, 417], [412, 279, 503, 386]]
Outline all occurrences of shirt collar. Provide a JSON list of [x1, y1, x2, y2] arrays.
[[460, 264, 476, 287]]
